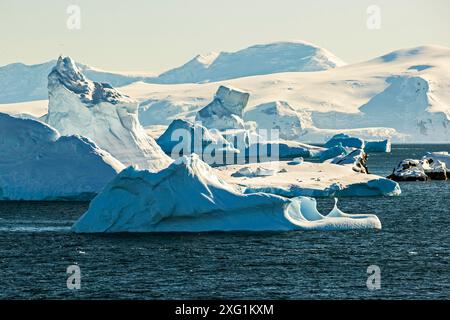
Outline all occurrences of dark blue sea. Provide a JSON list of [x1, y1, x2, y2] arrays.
[[0, 145, 449, 299]]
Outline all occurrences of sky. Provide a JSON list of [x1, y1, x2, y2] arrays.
[[1, 0, 449, 73]]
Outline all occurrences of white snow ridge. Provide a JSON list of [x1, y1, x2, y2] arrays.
[[72, 155, 381, 233], [0, 113, 124, 200], [151, 41, 346, 84], [45, 56, 171, 171]]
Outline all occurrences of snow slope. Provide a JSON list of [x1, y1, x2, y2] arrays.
[[72, 155, 381, 233], [0, 60, 144, 103], [0, 113, 124, 200], [123, 45, 450, 143], [148, 41, 346, 84], [244, 101, 312, 140], [45, 56, 172, 171]]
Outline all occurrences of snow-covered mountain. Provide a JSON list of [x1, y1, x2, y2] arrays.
[[0, 60, 144, 103], [0, 41, 344, 104], [45, 56, 172, 171], [2, 43, 449, 143], [0, 112, 124, 200], [124, 45, 450, 143], [148, 41, 346, 84]]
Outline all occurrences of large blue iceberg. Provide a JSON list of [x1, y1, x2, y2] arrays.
[[72, 155, 382, 233], [324, 133, 391, 153]]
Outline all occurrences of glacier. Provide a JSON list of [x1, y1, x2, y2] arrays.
[[0, 112, 124, 200], [45, 56, 171, 171], [72, 155, 381, 233]]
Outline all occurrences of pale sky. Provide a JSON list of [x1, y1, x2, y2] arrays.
[[1, 0, 449, 73]]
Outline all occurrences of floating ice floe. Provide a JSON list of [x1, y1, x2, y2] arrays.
[[0, 113, 124, 200], [218, 160, 400, 197], [72, 154, 381, 233], [45, 56, 171, 171]]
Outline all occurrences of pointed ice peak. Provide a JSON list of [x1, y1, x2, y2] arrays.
[[54, 56, 86, 83], [48, 56, 134, 106]]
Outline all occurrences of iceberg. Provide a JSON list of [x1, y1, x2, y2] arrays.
[[365, 139, 391, 153], [195, 86, 249, 131], [319, 143, 352, 161], [324, 133, 365, 149], [72, 155, 381, 233], [45, 56, 171, 171], [324, 133, 391, 153], [156, 119, 239, 164], [0, 113, 124, 200], [218, 161, 401, 197], [223, 129, 325, 161]]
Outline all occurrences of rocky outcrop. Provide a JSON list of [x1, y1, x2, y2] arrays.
[[327, 148, 369, 174], [387, 158, 447, 181]]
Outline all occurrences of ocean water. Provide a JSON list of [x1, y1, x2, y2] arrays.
[[0, 145, 449, 299]]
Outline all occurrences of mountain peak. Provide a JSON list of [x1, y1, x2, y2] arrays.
[[54, 56, 86, 83], [152, 40, 346, 84], [49, 56, 134, 106]]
